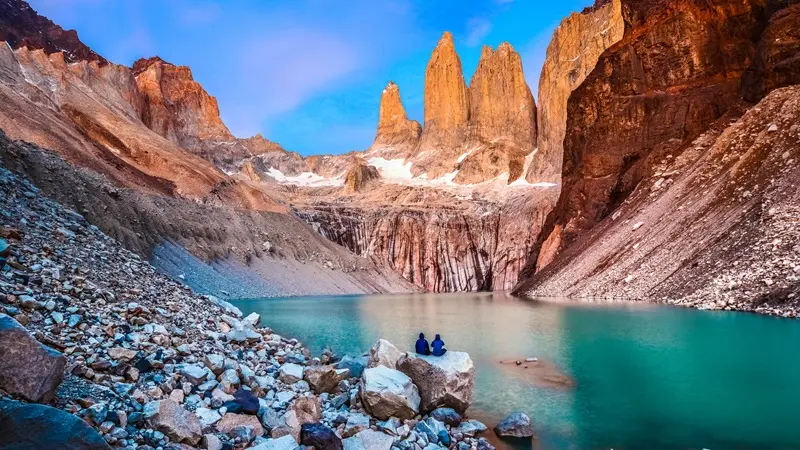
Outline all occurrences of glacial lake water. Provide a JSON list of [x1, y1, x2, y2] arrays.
[[232, 292, 800, 449]]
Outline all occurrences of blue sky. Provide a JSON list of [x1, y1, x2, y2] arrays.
[[30, 0, 592, 156]]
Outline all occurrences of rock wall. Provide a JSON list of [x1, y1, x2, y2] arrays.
[[527, 0, 624, 184], [457, 43, 536, 185], [528, 0, 770, 271], [296, 196, 551, 292], [742, 3, 800, 101]]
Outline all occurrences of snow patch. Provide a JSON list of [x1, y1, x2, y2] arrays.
[[266, 167, 344, 187], [366, 157, 415, 180]]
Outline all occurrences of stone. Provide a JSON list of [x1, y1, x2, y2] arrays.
[[368, 338, 404, 369], [337, 355, 367, 379], [143, 399, 202, 445], [397, 351, 474, 413], [0, 313, 66, 403], [232, 388, 260, 415], [303, 364, 340, 394], [292, 396, 322, 425], [300, 422, 343, 450], [179, 364, 208, 385], [107, 347, 138, 362], [344, 161, 381, 193], [203, 433, 224, 450], [216, 413, 264, 438], [279, 363, 304, 384], [204, 354, 225, 375], [250, 435, 299, 450], [360, 366, 420, 420], [430, 407, 461, 426], [195, 407, 222, 429], [0, 398, 110, 449], [342, 429, 393, 450], [343, 413, 370, 438], [453, 420, 487, 437], [493, 412, 533, 438]]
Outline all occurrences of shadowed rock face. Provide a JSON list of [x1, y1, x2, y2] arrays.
[[344, 162, 381, 193], [458, 43, 536, 185], [742, 3, 800, 101], [529, 0, 770, 271], [527, 0, 624, 184], [370, 81, 422, 159], [415, 32, 470, 179], [0, 0, 105, 64]]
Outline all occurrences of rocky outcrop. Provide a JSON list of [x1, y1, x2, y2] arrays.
[[0, 0, 106, 64], [528, 0, 770, 271], [360, 366, 420, 420], [527, 0, 624, 183], [344, 161, 381, 193], [515, 85, 800, 314], [370, 81, 421, 159], [459, 43, 536, 185], [0, 314, 66, 403], [397, 351, 475, 414], [743, 4, 800, 101], [414, 32, 470, 179]]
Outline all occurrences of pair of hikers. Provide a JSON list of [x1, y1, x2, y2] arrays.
[[415, 333, 447, 356]]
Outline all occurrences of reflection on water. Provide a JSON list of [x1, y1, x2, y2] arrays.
[[233, 293, 800, 450]]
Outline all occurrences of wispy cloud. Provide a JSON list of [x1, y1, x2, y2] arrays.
[[465, 17, 493, 47]]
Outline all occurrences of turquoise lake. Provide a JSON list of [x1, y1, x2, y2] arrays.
[[232, 292, 800, 449]]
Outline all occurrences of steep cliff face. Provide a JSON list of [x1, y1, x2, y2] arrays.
[[414, 32, 470, 179], [370, 81, 422, 159], [527, 0, 624, 184], [743, 4, 800, 101], [530, 0, 769, 270], [295, 190, 552, 292], [0, 0, 105, 64], [457, 43, 537, 185], [514, 85, 800, 314]]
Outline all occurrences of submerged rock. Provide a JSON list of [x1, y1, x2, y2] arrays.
[[0, 313, 66, 403], [397, 351, 475, 413], [494, 412, 533, 438]]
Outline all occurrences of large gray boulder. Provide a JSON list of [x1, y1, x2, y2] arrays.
[[397, 351, 474, 414], [143, 399, 202, 445], [0, 313, 66, 403], [0, 398, 110, 449], [360, 366, 420, 420], [493, 412, 534, 438], [368, 339, 404, 369]]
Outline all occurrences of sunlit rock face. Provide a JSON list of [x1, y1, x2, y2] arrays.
[[458, 43, 537, 185], [526, 0, 770, 271], [413, 32, 471, 180], [526, 0, 624, 184], [370, 81, 422, 160]]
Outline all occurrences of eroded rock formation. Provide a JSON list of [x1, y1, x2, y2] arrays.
[[344, 161, 381, 193], [743, 4, 800, 101], [529, 0, 770, 271], [527, 0, 624, 184], [370, 81, 421, 159], [457, 43, 536, 185], [414, 32, 470, 179]]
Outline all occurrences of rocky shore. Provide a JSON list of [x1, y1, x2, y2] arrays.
[[0, 165, 526, 449]]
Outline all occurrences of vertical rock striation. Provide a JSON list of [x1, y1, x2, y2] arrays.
[[457, 43, 537, 185], [414, 32, 470, 179], [742, 3, 800, 101], [370, 81, 422, 159], [527, 0, 624, 184]]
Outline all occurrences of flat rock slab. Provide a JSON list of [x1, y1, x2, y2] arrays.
[[0, 313, 66, 403]]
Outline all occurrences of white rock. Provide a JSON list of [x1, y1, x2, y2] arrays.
[[360, 366, 420, 420], [368, 339, 405, 369], [250, 435, 299, 450], [279, 363, 304, 384]]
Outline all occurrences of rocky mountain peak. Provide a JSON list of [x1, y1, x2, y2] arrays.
[[0, 0, 106, 64], [133, 55, 233, 151], [414, 31, 470, 178], [371, 81, 421, 158]]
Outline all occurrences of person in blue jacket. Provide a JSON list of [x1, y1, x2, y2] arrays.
[[431, 334, 447, 356], [415, 333, 431, 355]]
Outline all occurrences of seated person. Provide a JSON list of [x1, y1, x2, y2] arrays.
[[415, 332, 431, 355], [431, 334, 447, 356]]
